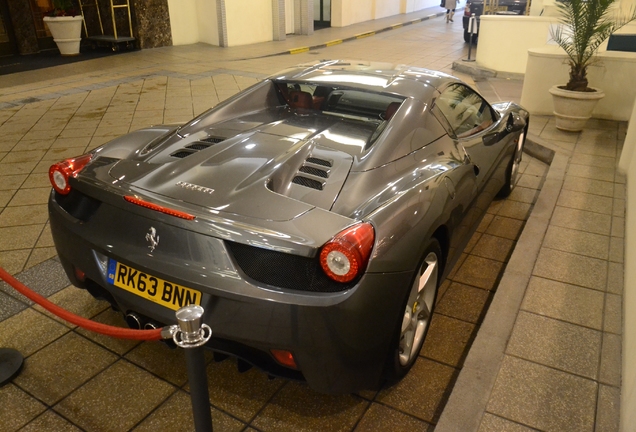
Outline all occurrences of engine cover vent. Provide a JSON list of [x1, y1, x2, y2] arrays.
[[292, 176, 324, 190], [306, 157, 332, 167], [170, 149, 197, 159], [201, 136, 225, 144], [299, 165, 328, 178], [186, 142, 211, 151], [171, 136, 226, 158]]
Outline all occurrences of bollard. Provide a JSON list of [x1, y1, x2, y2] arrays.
[[173, 305, 213, 432], [464, 14, 477, 62], [0, 348, 23, 385]]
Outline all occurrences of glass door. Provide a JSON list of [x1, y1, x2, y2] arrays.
[[314, 0, 331, 29]]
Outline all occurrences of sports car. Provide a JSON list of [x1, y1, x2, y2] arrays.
[[48, 60, 528, 393]]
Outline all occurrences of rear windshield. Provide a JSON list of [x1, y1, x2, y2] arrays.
[[275, 81, 405, 121]]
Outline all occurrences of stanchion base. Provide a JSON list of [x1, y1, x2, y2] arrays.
[[463, 59, 476, 62], [0, 348, 24, 386]]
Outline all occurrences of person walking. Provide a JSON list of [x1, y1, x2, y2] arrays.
[[445, 0, 458, 22]]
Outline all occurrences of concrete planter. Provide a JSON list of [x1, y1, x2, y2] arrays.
[[43, 16, 83, 56], [549, 85, 605, 132]]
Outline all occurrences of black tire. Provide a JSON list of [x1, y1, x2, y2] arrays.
[[384, 238, 443, 384], [497, 126, 527, 198]]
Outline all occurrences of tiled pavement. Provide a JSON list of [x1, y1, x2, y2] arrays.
[[0, 7, 625, 432]]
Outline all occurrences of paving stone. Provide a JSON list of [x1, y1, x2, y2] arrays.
[[595, 384, 620, 432], [562, 176, 614, 197], [507, 312, 601, 379], [487, 356, 597, 432], [0, 384, 47, 432], [0, 308, 69, 356], [452, 255, 504, 291], [125, 341, 190, 387], [252, 381, 368, 432], [608, 236, 624, 263], [0, 288, 28, 320], [599, 333, 621, 387], [533, 248, 607, 291], [471, 234, 515, 262], [508, 186, 538, 204], [133, 390, 245, 432], [479, 413, 536, 431], [0, 248, 30, 278], [19, 410, 82, 432], [485, 216, 524, 240], [354, 402, 432, 431], [543, 225, 609, 260], [496, 200, 532, 220], [612, 197, 625, 217], [14, 332, 117, 405], [516, 173, 543, 190], [606, 262, 624, 295], [55, 360, 175, 432], [603, 293, 622, 335], [202, 358, 284, 422], [422, 314, 475, 367], [550, 206, 611, 236], [436, 282, 490, 323], [566, 164, 615, 182], [557, 190, 613, 215], [611, 217, 625, 238], [0, 204, 48, 226], [569, 153, 616, 169], [377, 357, 456, 423], [31, 285, 108, 328], [521, 276, 604, 329], [75, 309, 140, 355], [0, 225, 42, 252]]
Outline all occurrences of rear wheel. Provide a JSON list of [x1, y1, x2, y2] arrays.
[[385, 238, 442, 382]]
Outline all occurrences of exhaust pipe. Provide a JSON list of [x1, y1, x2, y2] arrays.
[[144, 322, 158, 330], [125, 312, 142, 329]]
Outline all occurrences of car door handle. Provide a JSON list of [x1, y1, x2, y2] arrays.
[[473, 164, 480, 177]]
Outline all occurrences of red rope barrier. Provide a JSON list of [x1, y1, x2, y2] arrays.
[[0, 267, 164, 341]]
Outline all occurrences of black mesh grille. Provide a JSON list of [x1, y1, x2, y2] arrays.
[[292, 176, 323, 190], [201, 137, 225, 144], [54, 189, 101, 222], [299, 165, 328, 178], [226, 242, 357, 293], [186, 142, 211, 151], [306, 157, 332, 167], [171, 150, 196, 159]]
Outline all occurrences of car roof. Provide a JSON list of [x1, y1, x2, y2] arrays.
[[269, 60, 460, 101]]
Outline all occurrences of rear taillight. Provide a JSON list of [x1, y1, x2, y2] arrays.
[[319, 222, 375, 283], [49, 153, 93, 195]]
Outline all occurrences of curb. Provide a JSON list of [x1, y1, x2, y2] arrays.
[[270, 12, 448, 57], [452, 60, 525, 80], [436, 139, 566, 432]]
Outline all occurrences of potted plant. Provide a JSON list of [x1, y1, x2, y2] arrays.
[[549, 0, 636, 131], [43, 0, 83, 56]]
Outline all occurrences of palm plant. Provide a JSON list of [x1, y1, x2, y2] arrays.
[[550, 0, 636, 91], [49, 0, 79, 16]]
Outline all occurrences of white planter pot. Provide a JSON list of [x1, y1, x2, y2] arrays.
[[549, 85, 605, 132], [43, 16, 83, 56]]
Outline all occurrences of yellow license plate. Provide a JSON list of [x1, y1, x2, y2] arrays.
[[107, 260, 202, 311]]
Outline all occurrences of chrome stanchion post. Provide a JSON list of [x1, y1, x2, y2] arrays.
[[0, 348, 23, 385], [464, 14, 477, 62], [173, 305, 213, 432]]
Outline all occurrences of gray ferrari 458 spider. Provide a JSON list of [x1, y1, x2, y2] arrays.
[[48, 60, 528, 393]]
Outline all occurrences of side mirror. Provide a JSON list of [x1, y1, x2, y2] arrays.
[[505, 113, 524, 133]]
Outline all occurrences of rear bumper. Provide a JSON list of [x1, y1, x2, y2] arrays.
[[49, 192, 414, 393]]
